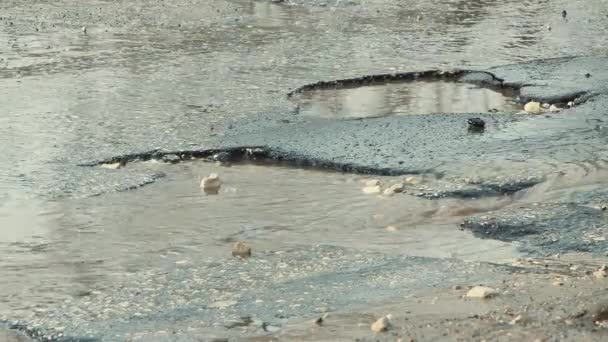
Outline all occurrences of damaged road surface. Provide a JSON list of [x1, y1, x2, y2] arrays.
[[3, 0, 608, 341]]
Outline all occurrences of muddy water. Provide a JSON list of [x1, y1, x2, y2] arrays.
[[1, 0, 608, 335]]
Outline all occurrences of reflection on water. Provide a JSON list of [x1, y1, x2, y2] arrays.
[[294, 81, 520, 118]]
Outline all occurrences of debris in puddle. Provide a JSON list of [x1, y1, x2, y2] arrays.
[[592, 303, 608, 326], [371, 314, 392, 333], [404, 176, 421, 185], [383, 182, 405, 196], [314, 313, 329, 326], [362, 185, 382, 194], [201, 173, 222, 194], [262, 322, 280, 332], [385, 225, 398, 232], [365, 179, 381, 187], [549, 104, 561, 112], [524, 101, 541, 114], [161, 154, 181, 164], [232, 241, 252, 258], [509, 314, 525, 325], [467, 118, 485, 129], [593, 265, 608, 279], [466, 286, 498, 299], [100, 160, 126, 169]]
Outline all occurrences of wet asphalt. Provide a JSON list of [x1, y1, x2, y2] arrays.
[[3, 0, 608, 340]]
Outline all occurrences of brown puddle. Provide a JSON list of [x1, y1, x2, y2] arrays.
[[293, 80, 520, 119]]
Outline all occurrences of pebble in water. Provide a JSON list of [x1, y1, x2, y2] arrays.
[[232, 241, 251, 258], [466, 286, 498, 299], [201, 173, 221, 194], [524, 101, 541, 114], [371, 315, 391, 332]]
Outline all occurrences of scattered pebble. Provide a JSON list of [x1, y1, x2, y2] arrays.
[[385, 225, 398, 232], [467, 117, 485, 128], [161, 154, 181, 164], [466, 286, 498, 299], [362, 185, 381, 194], [365, 179, 381, 187], [314, 313, 329, 326], [100, 160, 126, 169], [232, 241, 251, 258], [567, 101, 574, 108], [82, 26, 87, 34], [542, 103, 550, 109], [509, 314, 524, 325], [524, 101, 541, 114], [201, 173, 222, 194], [404, 176, 420, 185], [383, 182, 405, 196], [208, 300, 237, 309], [593, 265, 608, 279], [371, 315, 391, 333], [547, 25, 552, 31], [549, 104, 561, 112]]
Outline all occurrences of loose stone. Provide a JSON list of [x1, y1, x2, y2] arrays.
[[593, 265, 608, 279], [201, 173, 222, 194], [524, 101, 541, 114], [549, 104, 561, 112], [371, 315, 391, 332], [385, 225, 398, 232], [362, 185, 381, 194], [232, 241, 252, 258], [365, 179, 381, 187], [466, 286, 498, 299]]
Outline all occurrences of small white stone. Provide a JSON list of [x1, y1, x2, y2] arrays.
[[404, 176, 420, 185], [383, 188, 395, 196], [370, 316, 390, 332], [594, 265, 608, 279], [82, 26, 87, 34], [362, 185, 381, 194], [365, 179, 381, 187], [466, 286, 498, 299], [524, 101, 541, 114], [201, 173, 221, 194], [542, 103, 550, 109], [231, 241, 251, 258], [100, 162, 122, 169], [385, 225, 398, 232], [549, 104, 561, 112], [567, 101, 574, 107], [509, 315, 522, 325]]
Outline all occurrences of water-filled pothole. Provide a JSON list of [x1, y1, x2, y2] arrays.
[[292, 80, 520, 119]]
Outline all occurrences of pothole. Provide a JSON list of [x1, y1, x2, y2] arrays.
[[291, 79, 520, 119]]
